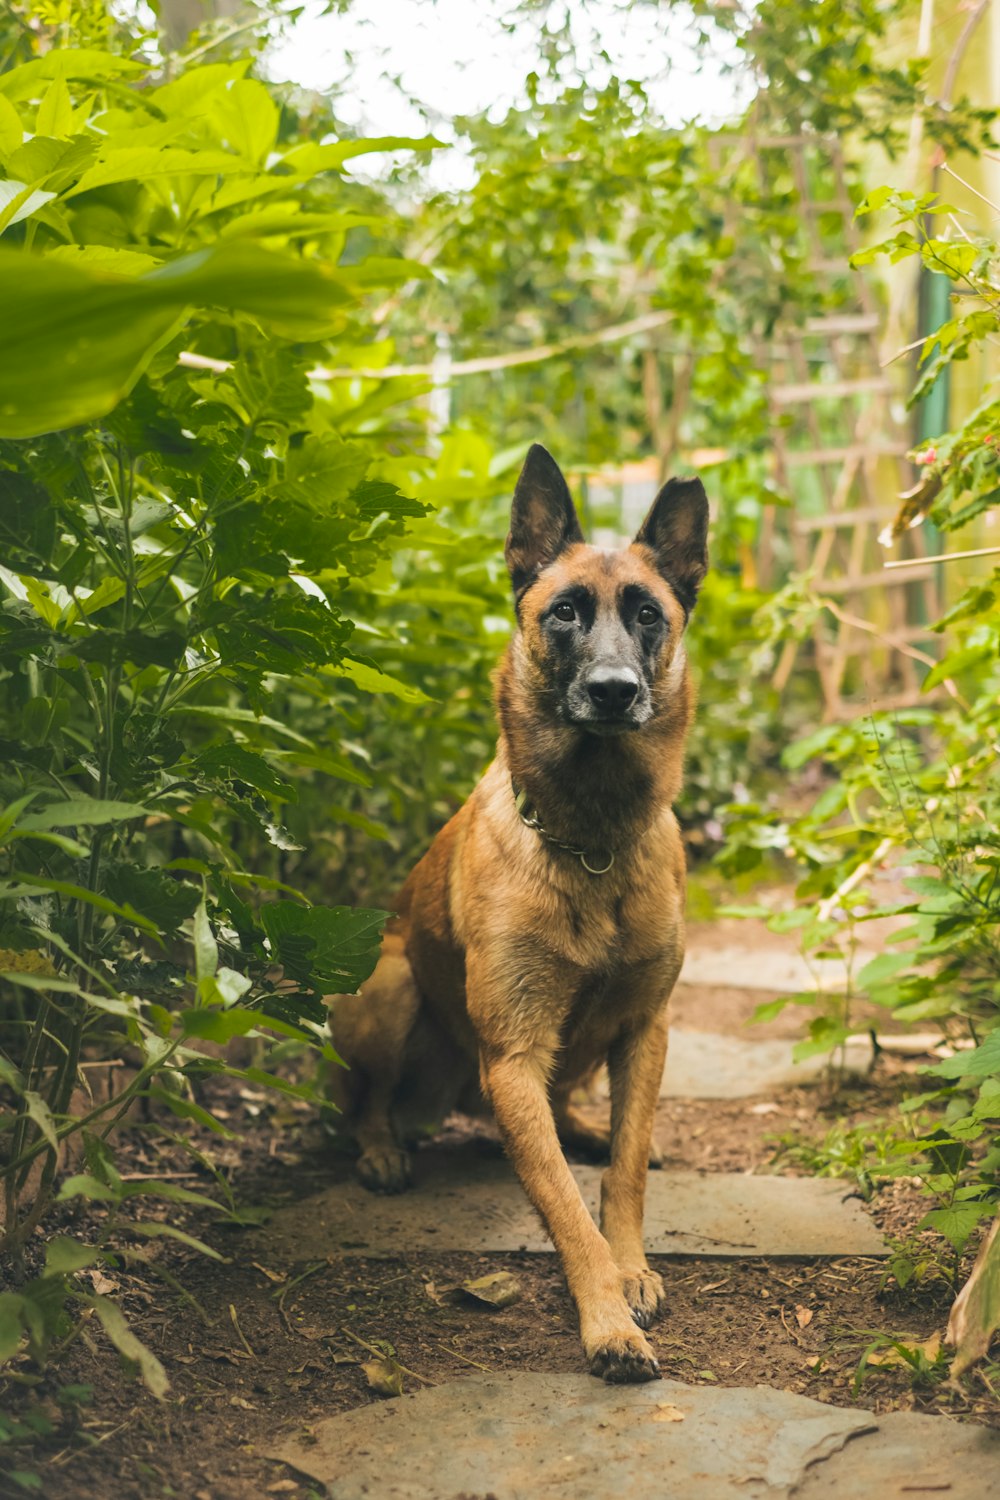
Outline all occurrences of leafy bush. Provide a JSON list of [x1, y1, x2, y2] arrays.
[[720, 183, 1000, 1368], [0, 26, 447, 1382]]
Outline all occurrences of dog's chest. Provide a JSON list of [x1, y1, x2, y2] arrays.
[[539, 859, 682, 974]]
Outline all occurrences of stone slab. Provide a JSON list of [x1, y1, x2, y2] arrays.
[[267, 1374, 1000, 1500], [681, 945, 877, 995], [659, 1028, 873, 1099], [267, 1373, 876, 1500], [794, 1408, 1000, 1499], [258, 1149, 886, 1260]]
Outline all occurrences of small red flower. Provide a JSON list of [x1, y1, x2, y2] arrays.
[[915, 446, 937, 465]]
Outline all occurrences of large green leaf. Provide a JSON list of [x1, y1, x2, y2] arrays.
[[260, 902, 388, 994], [0, 49, 145, 101], [89, 1295, 169, 1399], [0, 244, 352, 437]]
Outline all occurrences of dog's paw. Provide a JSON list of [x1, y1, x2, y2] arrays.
[[621, 1267, 666, 1330], [587, 1328, 661, 1385], [356, 1145, 411, 1194]]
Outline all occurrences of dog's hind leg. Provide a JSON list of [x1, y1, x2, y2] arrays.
[[553, 1079, 664, 1168], [328, 933, 420, 1194]]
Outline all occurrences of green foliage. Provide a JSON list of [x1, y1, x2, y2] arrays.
[[721, 180, 1000, 1366], [852, 189, 1000, 535], [0, 7, 444, 1386]]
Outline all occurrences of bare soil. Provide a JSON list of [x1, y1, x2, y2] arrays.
[[3, 1035, 997, 1500]]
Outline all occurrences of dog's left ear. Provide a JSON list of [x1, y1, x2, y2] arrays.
[[633, 476, 709, 618], [505, 444, 584, 599]]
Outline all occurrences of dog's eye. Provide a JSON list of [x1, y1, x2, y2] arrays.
[[637, 604, 660, 625], [553, 601, 576, 622]]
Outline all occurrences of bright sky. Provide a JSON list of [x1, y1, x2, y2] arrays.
[[268, 0, 750, 187]]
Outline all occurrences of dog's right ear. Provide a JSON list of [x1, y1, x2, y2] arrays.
[[505, 444, 584, 600]]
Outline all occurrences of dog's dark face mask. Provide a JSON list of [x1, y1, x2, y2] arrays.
[[505, 445, 709, 734]]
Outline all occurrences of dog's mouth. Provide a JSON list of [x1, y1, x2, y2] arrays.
[[563, 706, 651, 735]]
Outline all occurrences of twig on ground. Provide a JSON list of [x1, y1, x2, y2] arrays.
[[229, 1303, 256, 1360], [436, 1342, 492, 1372], [339, 1326, 436, 1386]]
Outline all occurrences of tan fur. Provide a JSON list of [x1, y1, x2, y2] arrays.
[[329, 534, 697, 1383]]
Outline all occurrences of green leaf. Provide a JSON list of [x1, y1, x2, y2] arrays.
[[0, 243, 353, 439], [856, 951, 912, 989], [0, 180, 56, 230], [57, 1174, 121, 1204], [0, 49, 145, 101], [129, 1223, 227, 1261], [260, 903, 388, 994], [0, 94, 23, 154], [0, 877, 159, 938], [22, 1090, 57, 1152], [854, 185, 893, 216], [43, 1237, 97, 1278], [211, 78, 279, 164], [193, 898, 218, 984], [928, 1031, 1000, 1080], [194, 745, 296, 803], [920, 1203, 996, 1255], [89, 1296, 169, 1399], [147, 1087, 237, 1138], [181, 1003, 309, 1044], [16, 798, 149, 832], [329, 657, 432, 704], [0, 1293, 25, 1363], [35, 78, 73, 139], [121, 1180, 222, 1212], [65, 147, 250, 198]]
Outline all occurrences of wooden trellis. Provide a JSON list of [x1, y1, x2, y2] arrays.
[[753, 134, 941, 719]]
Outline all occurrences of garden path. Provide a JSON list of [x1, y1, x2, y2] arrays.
[[260, 919, 994, 1498]]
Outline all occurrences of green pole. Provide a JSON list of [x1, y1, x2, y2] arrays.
[[913, 264, 949, 621]]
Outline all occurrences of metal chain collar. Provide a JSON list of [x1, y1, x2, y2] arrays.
[[511, 779, 615, 876]]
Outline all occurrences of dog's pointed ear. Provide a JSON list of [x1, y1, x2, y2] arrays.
[[633, 476, 709, 617], [505, 445, 584, 599]]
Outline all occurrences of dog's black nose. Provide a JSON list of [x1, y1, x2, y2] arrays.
[[586, 668, 639, 711]]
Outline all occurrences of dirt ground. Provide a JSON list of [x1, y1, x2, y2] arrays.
[[3, 1032, 997, 1500]]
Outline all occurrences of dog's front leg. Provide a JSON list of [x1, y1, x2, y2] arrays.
[[481, 1043, 660, 1384], [600, 1011, 670, 1329]]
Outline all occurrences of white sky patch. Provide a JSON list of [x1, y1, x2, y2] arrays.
[[267, 0, 751, 189]]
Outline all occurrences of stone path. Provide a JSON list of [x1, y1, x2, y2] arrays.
[[260, 1148, 887, 1260], [661, 1028, 872, 1099], [264, 922, 978, 1498], [268, 1373, 1000, 1499]]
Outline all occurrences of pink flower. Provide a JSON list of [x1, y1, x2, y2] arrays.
[[915, 447, 937, 465]]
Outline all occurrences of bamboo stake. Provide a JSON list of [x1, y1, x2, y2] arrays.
[[177, 310, 674, 382], [883, 545, 1000, 569]]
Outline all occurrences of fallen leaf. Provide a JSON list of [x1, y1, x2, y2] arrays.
[[651, 1402, 686, 1422], [795, 1306, 814, 1329], [363, 1356, 405, 1398], [86, 1271, 120, 1296], [866, 1335, 941, 1369], [947, 1215, 1000, 1378], [460, 1271, 522, 1308], [747, 1102, 781, 1115], [252, 1262, 287, 1284]]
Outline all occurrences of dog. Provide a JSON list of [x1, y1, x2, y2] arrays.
[[329, 443, 709, 1383]]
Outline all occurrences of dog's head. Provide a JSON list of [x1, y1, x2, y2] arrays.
[[505, 444, 708, 735]]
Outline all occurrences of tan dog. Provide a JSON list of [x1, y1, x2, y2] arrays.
[[329, 444, 709, 1383]]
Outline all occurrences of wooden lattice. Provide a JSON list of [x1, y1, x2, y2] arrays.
[[754, 134, 940, 719], [580, 133, 940, 718]]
